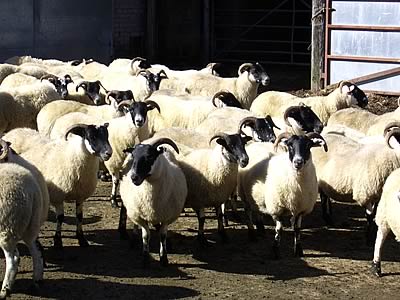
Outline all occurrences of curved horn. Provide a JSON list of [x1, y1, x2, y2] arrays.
[[211, 91, 230, 107], [238, 63, 253, 75], [385, 128, 400, 149], [158, 69, 168, 79], [338, 80, 353, 89], [145, 100, 161, 113], [95, 80, 108, 93], [64, 124, 88, 141], [40, 74, 58, 82], [209, 132, 228, 146], [306, 132, 328, 152], [207, 62, 221, 75], [273, 132, 292, 150], [265, 115, 281, 130], [117, 100, 134, 110], [0, 139, 10, 161], [151, 138, 179, 154], [238, 117, 257, 133], [130, 57, 148, 73], [383, 122, 400, 136], [75, 81, 87, 92], [284, 105, 302, 126]]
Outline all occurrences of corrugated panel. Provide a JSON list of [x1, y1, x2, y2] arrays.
[[332, 1, 400, 26]]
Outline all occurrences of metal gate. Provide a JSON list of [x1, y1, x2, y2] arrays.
[[211, 0, 312, 67], [0, 0, 112, 63], [325, 0, 400, 95]]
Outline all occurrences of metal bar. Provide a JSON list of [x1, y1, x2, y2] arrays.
[[327, 55, 400, 63], [215, 24, 310, 29], [347, 66, 400, 86], [327, 24, 400, 32], [216, 38, 310, 44]]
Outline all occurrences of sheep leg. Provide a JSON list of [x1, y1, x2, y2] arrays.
[[272, 217, 283, 259], [365, 203, 378, 247], [27, 240, 44, 288], [110, 175, 120, 208], [292, 215, 304, 257], [195, 209, 209, 247], [243, 201, 257, 241], [76, 201, 89, 247], [141, 224, 151, 268], [0, 245, 19, 299], [118, 203, 129, 240], [159, 224, 169, 266], [320, 190, 334, 226], [221, 202, 228, 227], [371, 224, 390, 277], [54, 204, 64, 249], [255, 213, 266, 236], [216, 206, 229, 243]]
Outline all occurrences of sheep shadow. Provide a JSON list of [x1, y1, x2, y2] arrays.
[[47, 209, 102, 226], [12, 278, 200, 300]]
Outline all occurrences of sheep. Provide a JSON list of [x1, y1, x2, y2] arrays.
[[67, 80, 108, 105], [312, 122, 400, 244], [238, 132, 327, 257], [371, 167, 400, 277], [0, 78, 68, 133], [161, 62, 270, 110], [3, 123, 112, 248], [101, 69, 168, 101], [177, 131, 251, 244], [4, 55, 83, 67], [117, 138, 187, 266], [0, 63, 51, 84], [145, 91, 237, 135], [76, 60, 109, 81], [249, 81, 368, 125], [0, 139, 49, 298], [327, 106, 400, 136], [36, 91, 132, 137]]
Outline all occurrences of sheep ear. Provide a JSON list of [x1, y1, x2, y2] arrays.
[[123, 147, 135, 154], [311, 138, 328, 152], [243, 136, 252, 144], [341, 84, 350, 94], [215, 138, 228, 148]]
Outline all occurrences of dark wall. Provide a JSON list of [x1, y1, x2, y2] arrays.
[[0, 0, 112, 63]]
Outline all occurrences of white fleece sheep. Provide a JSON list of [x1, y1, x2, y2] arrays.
[[118, 138, 187, 266], [0, 140, 49, 298], [371, 167, 400, 277], [3, 123, 112, 249], [0, 80, 64, 133], [0, 64, 50, 84], [250, 81, 368, 125], [238, 133, 327, 257], [160, 62, 269, 110]]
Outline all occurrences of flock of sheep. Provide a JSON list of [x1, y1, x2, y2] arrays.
[[0, 54, 398, 298]]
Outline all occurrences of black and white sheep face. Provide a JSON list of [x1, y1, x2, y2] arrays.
[[48, 75, 73, 99], [287, 105, 324, 134], [82, 124, 113, 161], [141, 70, 168, 92], [248, 63, 270, 86], [76, 81, 104, 105], [125, 100, 160, 128], [215, 134, 251, 168], [215, 92, 243, 109], [108, 90, 134, 104], [342, 83, 368, 108], [124, 144, 162, 186], [250, 117, 279, 143]]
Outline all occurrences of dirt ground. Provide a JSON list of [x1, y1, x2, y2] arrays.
[[4, 92, 400, 299]]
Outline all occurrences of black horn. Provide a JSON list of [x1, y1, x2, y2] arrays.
[[145, 100, 161, 113], [151, 138, 179, 154], [64, 124, 89, 141]]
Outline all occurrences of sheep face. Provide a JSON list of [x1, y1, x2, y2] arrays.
[[213, 91, 243, 109], [240, 116, 279, 143], [46, 74, 73, 99], [121, 100, 160, 128], [106, 90, 134, 105], [213, 133, 251, 168], [139, 70, 168, 92], [240, 63, 270, 86], [123, 144, 163, 186], [286, 104, 324, 134], [76, 81, 105, 105], [67, 124, 112, 161], [341, 83, 368, 108], [281, 135, 326, 171]]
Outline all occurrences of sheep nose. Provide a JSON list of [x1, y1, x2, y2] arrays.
[[239, 156, 249, 168], [61, 90, 68, 98], [261, 76, 271, 86], [269, 135, 276, 143], [293, 158, 304, 170], [134, 117, 145, 127], [315, 124, 324, 134]]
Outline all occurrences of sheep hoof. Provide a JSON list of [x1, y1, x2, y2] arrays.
[[371, 261, 382, 277], [53, 234, 63, 249], [272, 244, 281, 260], [197, 234, 210, 247], [160, 255, 169, 267], [248, 229, 258, 242], [77, 233, 89, 247], [0, 288, 10, 299], [294, 244, 304, 257]]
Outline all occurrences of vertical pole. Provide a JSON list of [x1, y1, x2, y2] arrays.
[[310, 0, 325, 91]]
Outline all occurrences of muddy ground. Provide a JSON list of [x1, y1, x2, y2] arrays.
[[4, 92, 400, 299]]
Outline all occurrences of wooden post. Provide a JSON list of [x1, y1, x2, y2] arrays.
[[311, 0, 325, 91]]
